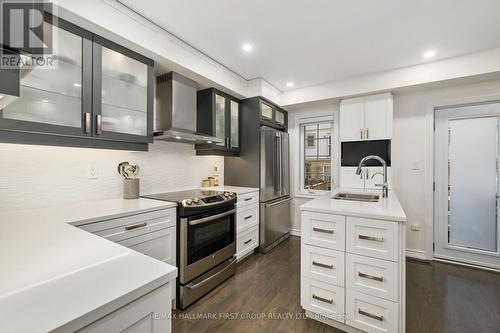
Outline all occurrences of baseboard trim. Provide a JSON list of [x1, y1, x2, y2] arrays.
[[406, 249, 427, 261], [290, 228, 301, 237]]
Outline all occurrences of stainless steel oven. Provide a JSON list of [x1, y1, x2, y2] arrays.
[[141, 189, 238, 309]]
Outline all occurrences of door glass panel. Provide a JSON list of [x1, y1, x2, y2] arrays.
[[215, 94, 226, 146], [276, 109, 285, 124], [187, 212, 235, 264], [230, 100, 239, 148], [261, 102, 273, 119], [448, 117, 498, 252], [101, 47, 147, 136], [2, 24, 82, 127]]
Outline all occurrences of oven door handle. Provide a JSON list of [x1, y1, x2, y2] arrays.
[[188, 209, 236, 226]]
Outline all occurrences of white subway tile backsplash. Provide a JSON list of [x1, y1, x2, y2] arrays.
[[0, 141, 223, 212]]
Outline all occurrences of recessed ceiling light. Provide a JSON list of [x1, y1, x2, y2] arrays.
[[207, 141, 212, 144], [423, 50, 436, 59], [242, 43, 253, 52], [286, 82, 295, 88], [175, 136, 181, 140], [41, 99, 48, 103], [73, 83, 81, 87]]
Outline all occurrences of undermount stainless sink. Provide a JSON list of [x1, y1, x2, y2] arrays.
[[333, 192, 380, 202]]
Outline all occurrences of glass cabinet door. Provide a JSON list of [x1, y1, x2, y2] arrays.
[[0, 17, 92, 136], [93, 36, 152, 142], [229, 100, 239, 149], [261, 102, 273, 120], [215, 94, 226, 146], [275, 109, 285, 125]]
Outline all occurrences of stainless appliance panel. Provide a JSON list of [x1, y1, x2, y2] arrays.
[[260, 126, 279, 202], [258, 196, 291, 253], [280, 131, 290, 197], [179, 257, 236, 309]]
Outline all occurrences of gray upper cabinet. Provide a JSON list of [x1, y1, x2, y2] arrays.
[[260, 100, 287, 130], [0, 13, 154, 151], [196, 88, 240, 156]]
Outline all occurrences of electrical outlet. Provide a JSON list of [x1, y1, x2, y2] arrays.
[[411, 224, 420, 231], [87, 165, 98, 179]]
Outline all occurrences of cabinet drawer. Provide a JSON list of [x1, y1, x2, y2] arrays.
[[346, 253, 398, 302], [346, 290, 398, 333], [237, 191, 259, 207], [302, 244, 344, 287], [79, 208, 176, 243], [302, 211, 345, 251], [301, 278, 345, 323], [118, 227, 176, 265], [236, 225, 259, 256], [346, 217, 398, 262], [237, 204, 259, 231]]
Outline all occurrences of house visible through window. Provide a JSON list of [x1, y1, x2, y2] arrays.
[[301, 120, 333, 192]]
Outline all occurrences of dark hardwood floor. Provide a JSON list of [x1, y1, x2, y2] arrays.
[[173, 236, 500, 333]]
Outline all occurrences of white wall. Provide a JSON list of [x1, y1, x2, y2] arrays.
[[392, 79, 500, 258], [287, 79, 500, 258], [288, 100, 339, 234], [0, 141, 223, 212]]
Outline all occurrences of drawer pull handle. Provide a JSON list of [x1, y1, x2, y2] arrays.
[[125, 222, 147, 231], [358, 234, 384, 242], [358, 272, 384, 282], [244, 238, 252, 245], [358, 309, 384, 322], [313, 227, 334, 234], [244, 197, 252, 201], [244, 215, 253, 220], [312, 294, 334, 304], [312, 261, 334, 269]]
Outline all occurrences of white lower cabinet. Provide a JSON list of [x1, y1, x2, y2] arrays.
[[301, 209, 405, 333], [77, 283, 172, 333], [301, 278, 345, 323], [236, 190, 260, 261], [346, 290, 398, 333]]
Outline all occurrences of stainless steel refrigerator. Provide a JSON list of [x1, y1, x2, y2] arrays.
[[259, 126, 291, 252]]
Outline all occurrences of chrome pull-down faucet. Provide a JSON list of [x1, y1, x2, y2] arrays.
[[356, 155, 389, 198]]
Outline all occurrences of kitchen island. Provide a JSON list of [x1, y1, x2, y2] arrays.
[[300, 189, 406, 333], [0, 198, 178, 333]]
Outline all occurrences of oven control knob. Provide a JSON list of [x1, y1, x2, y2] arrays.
[[224, 192, 230, 197], [185, 199, 193, 205], [193, 197, 199, 204]]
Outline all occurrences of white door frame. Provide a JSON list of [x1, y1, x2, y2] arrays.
[[434, 105, 500, 269], [424, 93, 500, 263]]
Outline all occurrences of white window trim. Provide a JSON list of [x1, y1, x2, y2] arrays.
[[293, 111, 339, 198]]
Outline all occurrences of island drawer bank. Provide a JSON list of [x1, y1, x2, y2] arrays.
[[300, 190, 406, 333]]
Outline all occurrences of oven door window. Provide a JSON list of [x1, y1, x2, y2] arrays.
[[187, 212, 235, 265]]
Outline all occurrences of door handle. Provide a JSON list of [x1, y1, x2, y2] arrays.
[[358, 272, 384, 282], [313, 227, 334, 234], [244, 238, 252, 245], [358, 309, 384, 322], [312, 294, 334, 304], [125, 222, 147, 231], [358, 234, 384, 242], [84, 112, 91, 134], [360, 128, 364, 139], [365, 128, 369, 139], [188, 209, 236, 225], [312, 261, 334, 269], [266, 197, 292, 208], [96, 114, 102, 135], [244, 215, 253, 220]]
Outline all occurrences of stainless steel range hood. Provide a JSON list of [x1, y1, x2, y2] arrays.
[[154, 72, 222, 144]]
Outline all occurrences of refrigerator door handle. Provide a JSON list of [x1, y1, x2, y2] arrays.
[[275, 132, 280, 195], [265, 196, 292, 208], [278, 132, 282, 195]]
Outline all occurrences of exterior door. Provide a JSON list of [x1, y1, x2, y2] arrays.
[[434, 102, 500, 269]]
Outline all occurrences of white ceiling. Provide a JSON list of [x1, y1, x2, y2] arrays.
[[119, 0, 500, 91]]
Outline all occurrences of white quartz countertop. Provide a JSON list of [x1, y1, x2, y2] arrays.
[[0, 198, 178, 333], [300, 188, 407, 222], [201, 185, 259, 195]]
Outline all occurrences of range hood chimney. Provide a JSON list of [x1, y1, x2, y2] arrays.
[[154, 72, 222, 144]]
